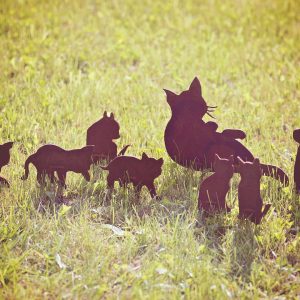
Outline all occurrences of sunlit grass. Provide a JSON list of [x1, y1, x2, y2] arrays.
[[0, 0, 299, 298]]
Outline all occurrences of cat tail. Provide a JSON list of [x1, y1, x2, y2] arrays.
[[260, 164, 289, 186], [21, 154, 35, 180], [118, 145, 130, 156]]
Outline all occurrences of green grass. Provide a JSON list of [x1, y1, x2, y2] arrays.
[[1, 0, 300, 298]]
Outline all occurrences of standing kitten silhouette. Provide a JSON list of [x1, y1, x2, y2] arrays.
[[237, 157, 271, 224], [198, 154, 234, 214], [0, 141, 13, 187], [101, 153, 163, 199], [21, 144, 94, 187], [87, 111, 129, 164], [164, 77, 288, 185], [293, 129, 300, 193]]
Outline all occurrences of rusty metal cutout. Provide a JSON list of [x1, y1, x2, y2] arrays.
[[0, 142, 13, 187], [21, 144, 94, 187], [101, 152, 163, 199], [237, 157, 271, 224], [293, 129, 300, 193], [164, 77, 288, 185], [198, 154, 233, 214], [87, 111, 129, 164]]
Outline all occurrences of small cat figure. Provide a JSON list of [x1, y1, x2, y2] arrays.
[[21, 144, 94, 187], [237, 157, 271, 224], [87, 111, 129, 164], [101, 152, 163, 199], [0, 141, 13, 187], [198, 154, 234, 214], [293, 129, 300, 193]]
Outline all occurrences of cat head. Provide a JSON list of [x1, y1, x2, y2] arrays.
[[237, 157, 261, 179], [141, 152, 164, 178], [0, 142, 13, 157], [163, 77, 216, 119], [214, 154, 234, 176], [293, 129, 300, 144], [99, 111, 120, 139]]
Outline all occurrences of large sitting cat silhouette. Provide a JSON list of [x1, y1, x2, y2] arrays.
[[237, 157, 271, 224], [101, 153, 163, 199], [21, 144, 94, 187], [293, 129, 300, 193], [198, 154, 233, 214], [87, 111, 129, 164], [0, 142, 13, 187], [164, 77, 288, 185]]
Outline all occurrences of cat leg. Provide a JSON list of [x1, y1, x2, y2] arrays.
[[47, 169, 56, 184], [132, 183, 142, 203], [104, 173, 115, 203], [81, 171, 90, 182], [146, 182, 160, 200], [57, 170, 67, 188], [37, 170, 46, 185]]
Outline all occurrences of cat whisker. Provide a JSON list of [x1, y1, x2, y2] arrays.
[[207, 105, 217, 109], [206, 112, 216, 119]]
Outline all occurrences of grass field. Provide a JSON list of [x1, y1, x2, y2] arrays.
[[1, 0, 300, 298]]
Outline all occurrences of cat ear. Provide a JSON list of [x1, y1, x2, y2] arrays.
[[189, 77, 202, 97], [110, 112, 114, 120], [237, 156, 245, 165], [164, 89, 178, 108], [103, 111, 108, 118], [157, 158, 164, 166], [142, 152, 149, 160]]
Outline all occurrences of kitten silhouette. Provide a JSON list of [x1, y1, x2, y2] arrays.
[[87, 111, 129, 164], [293, 129, 300, 193], [101, 152, 163, 200], [0, 141, 13, 187], [198, 154, 234, 214], [237, 157, 271, 224], [164, 77, 288, 185], [21, 144, 94, 187]]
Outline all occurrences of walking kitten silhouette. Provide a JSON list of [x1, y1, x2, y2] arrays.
[[237, 157, 271, 224], [101, 153, 163, 200], [0, 141, 13, 187], [21, 144, 94, 187], [164, 77, 288, 185], [87, 111, 129, 164], [198, 154, 234, 214], [293, 129, 300, 193]]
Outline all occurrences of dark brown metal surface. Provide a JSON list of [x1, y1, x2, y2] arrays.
[[164, 77, 289, 185], [21, 144, 94, 187], [86, 111, 129, 164], [293, 129, 300, 193], [0, 141, 13, 187], [198, 154, 234, 214], [237, 157, 271, 224], [101, 152, 163, 199]]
